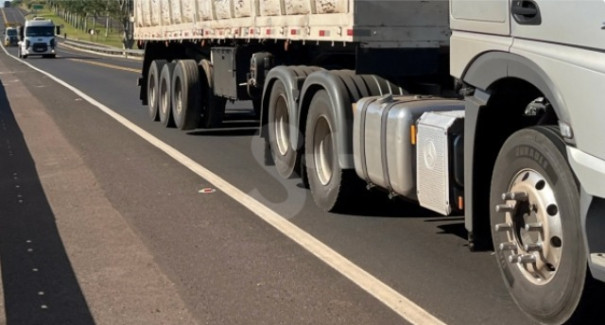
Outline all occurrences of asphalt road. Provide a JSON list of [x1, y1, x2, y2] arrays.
[[0, 6, 552, 325]]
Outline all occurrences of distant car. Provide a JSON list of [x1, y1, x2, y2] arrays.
[[4, 27, 18, 47]]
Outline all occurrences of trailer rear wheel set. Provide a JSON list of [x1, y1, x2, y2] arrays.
[[147, 58, 227, 130]]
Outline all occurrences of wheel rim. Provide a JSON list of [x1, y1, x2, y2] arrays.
[[174, 77, 183, 117], [160, 78, 169, 116], [274, 94, 289, 156], [313, 115, 334, 186], [149, 77, 157, 107], [496, 168, 563, 285]]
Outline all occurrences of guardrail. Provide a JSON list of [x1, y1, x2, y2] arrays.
[[61, 38, 144, 59]]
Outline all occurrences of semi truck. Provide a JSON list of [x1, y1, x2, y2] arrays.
[[133, 1, 605, 323], [17, 17, 57, 58]]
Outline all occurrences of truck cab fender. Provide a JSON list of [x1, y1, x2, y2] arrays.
[[460, 51, 571, 248], [462, 51, 569, 123]]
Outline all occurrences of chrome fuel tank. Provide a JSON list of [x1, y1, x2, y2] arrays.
[[353, 95, 464, 201]]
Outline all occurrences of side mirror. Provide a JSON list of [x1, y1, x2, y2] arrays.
[[18, 26, 24, 41], [56, 26, 61, 35]]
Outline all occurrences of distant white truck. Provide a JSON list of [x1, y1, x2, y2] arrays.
[[17, 17, 57, 59], [3, 25, 18, 46], [133, 1, 605, 324]]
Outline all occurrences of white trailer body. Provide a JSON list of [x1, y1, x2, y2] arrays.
[[133, 0, 449, 48]]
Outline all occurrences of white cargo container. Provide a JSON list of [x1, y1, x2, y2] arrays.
[[134, 0, 449, 48], [134, 1, 605, 324]]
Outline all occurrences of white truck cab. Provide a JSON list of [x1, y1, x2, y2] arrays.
[[451, 0, 605, 323], [17, 17, 57, 59], [3, 26, 18, 46]]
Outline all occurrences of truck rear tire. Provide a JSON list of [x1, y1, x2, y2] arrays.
[[158, 62, 176, 127], [268, 80, 298, 178], [147, 60, 166, 121], [172, 60, 202, 130], [305, 90, 360, 212], [490, 126, 588, 324], [198, 59, 226, 129]]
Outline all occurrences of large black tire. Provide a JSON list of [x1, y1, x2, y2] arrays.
[[147, 60, 166, 121], [198, 59, 226, 129], [172, 60, 202, 130], [490, 126, 588, 324], [268, 80, 298, 178], [304, 90, 361, 212], [158, 62, 176, 128]]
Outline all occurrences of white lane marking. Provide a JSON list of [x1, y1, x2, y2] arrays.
[[1, 45, 447, 325]]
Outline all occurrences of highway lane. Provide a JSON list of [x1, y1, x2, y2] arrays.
[[0, 5, 24, 25], [0, 8, 546, 325]]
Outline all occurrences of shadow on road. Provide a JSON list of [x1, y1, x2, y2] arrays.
[[0, 83, 95, 324]]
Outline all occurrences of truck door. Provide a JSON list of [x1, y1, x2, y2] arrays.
[[509, 0, 605, 193], [449, 0, 511, 79], [510, 0, 605, 50], [450, 0, 510, 35]]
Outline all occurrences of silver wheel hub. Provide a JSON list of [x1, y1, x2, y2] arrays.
[[174, 80, 183, 116], [149, 79, 156, 105], [161, 80, 169, 115], [495, 169, 563, 285], [274, 95, 289, 156], [313, 116, 333, 186]]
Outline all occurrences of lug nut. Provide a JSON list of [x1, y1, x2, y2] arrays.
[[499, 242, 517, 252], [524, 223, 543, 232], [495, 223, 512, 232], [502, 191, 529, 201], [496, 204, 515, 213], [524, 243, 543, 252], [509, 254, 537, 264]]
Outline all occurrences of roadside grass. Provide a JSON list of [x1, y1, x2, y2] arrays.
[[23, 7, 124, 48]]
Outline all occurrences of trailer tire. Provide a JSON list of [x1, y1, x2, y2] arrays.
[[305, 90, 360, 212], [158, 62, 176, 127], [147, 60, 166, 121], [172, 60, 202, 130], [198, 59, 226, 129], [490, 126, 588, 324], [268, 80, 298, 178]]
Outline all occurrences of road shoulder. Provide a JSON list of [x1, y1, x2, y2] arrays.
[[0, 50, 199, 325]]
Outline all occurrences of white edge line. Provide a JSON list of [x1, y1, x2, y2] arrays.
[[1, 44, 447, 325]]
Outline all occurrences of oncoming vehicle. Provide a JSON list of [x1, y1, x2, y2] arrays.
[[3, 27, 18, 46], [17, 17, 57, 59]]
